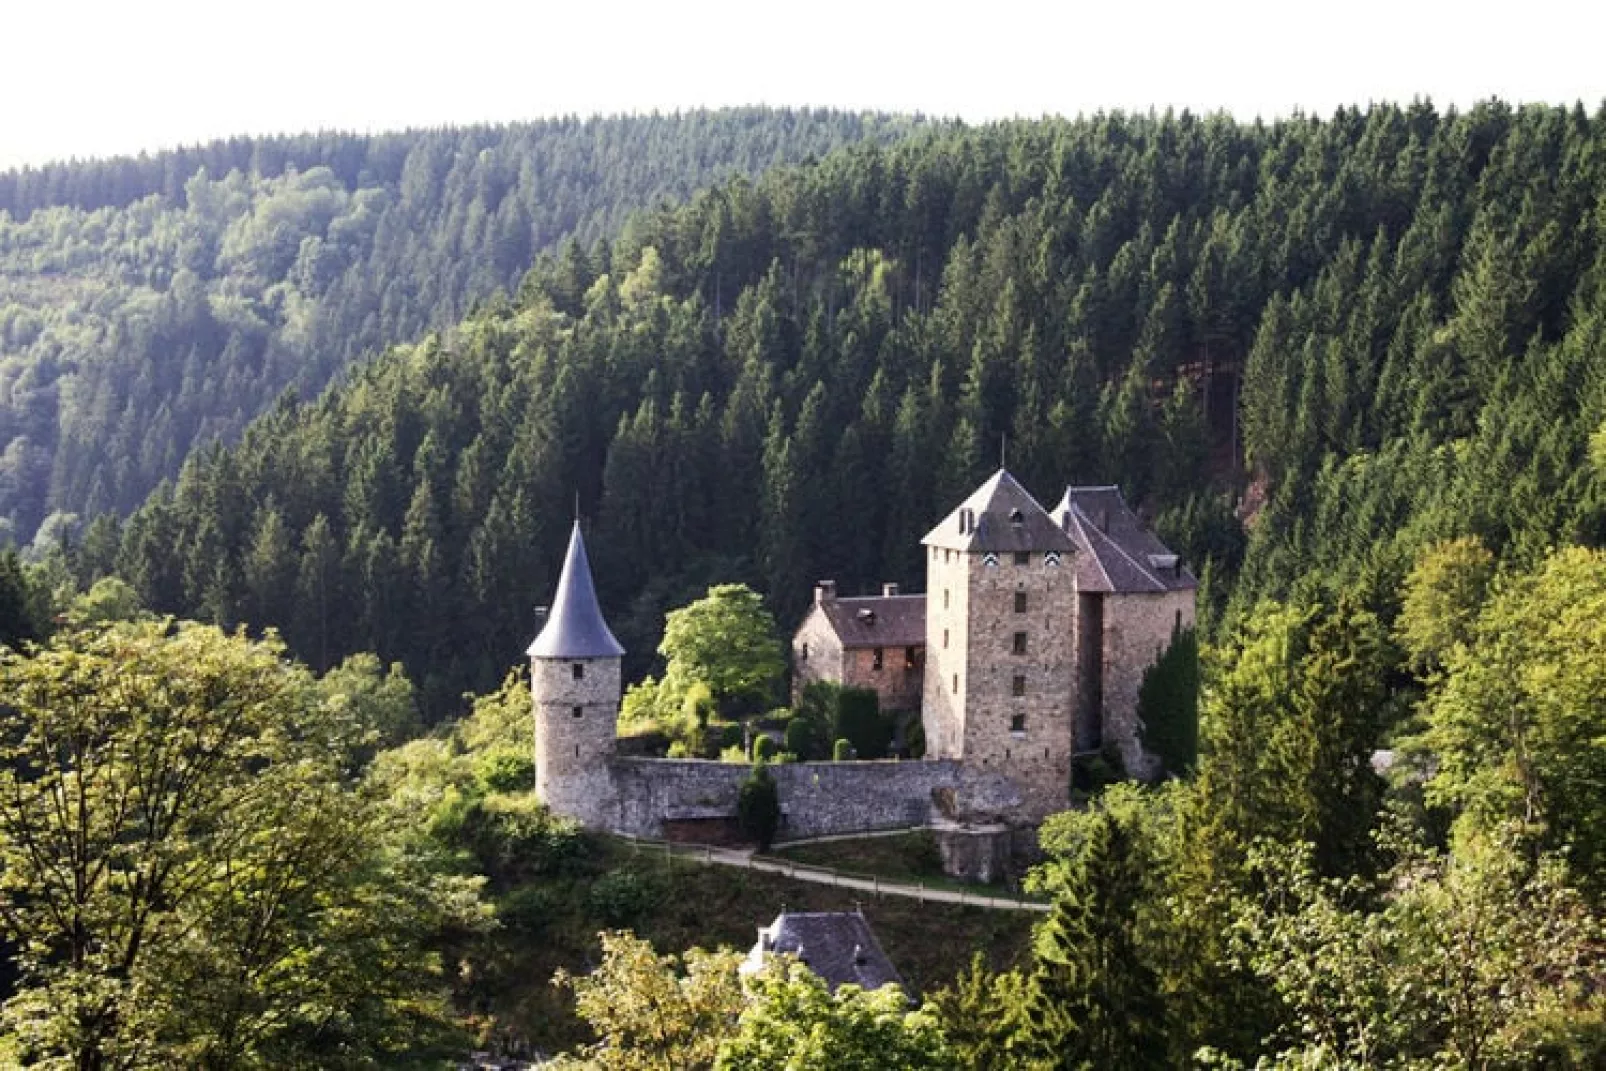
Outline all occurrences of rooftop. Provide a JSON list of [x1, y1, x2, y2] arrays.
[[526, 521, 626, 659], [742, 910, 903, 993], [810, 586, 926, 649], [1054, 486, 1196, 594], [921, 469, 1076, 555]]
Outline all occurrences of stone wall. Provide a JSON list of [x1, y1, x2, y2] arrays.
[[922, 546, 972, 759], [1100, 589, 1194, 779], [790, 607, 845, 703], [605, 757, 1023, 841], [533, 654, 623, 829], [960, 548, 1079, 820]]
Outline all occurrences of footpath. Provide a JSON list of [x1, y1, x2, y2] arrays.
[[619, 835, 1050, 914]]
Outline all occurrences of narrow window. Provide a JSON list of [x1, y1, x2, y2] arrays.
[[1012, 631, 1028, 655], [872, 647, 884, 671], [1175, 609, 1183, 634], [572, 662, 585, 680], [952, 673, 958, 694], [1012, 674, 1026, 697], [801, 643, 810, 661], [1011, 713, 1026, 733], [943, 628, 950, 649], [943, 588, 950, 610], [571, 705, 583, 718], [1014, 551, 1030, 566], [904, 646, 918, 670], [1014, 591, 1027, 613]]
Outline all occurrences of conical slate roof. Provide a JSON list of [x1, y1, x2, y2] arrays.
[[526, 521, 625, 659], [921, 469, 1076, 554]]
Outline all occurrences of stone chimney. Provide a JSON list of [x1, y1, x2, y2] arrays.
[[882, 582, 899, 597], [815, 580, 837, 604]]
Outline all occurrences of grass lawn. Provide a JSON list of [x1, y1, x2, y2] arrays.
[[771, 830, 1039, 899]]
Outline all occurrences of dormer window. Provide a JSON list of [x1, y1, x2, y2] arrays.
[[1009, 508, 1024, 526]]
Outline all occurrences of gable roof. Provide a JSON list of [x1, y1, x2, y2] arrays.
[[810, 593, 926, 649], [1053, 486, 1196, 594], [526, 521, 626, 658], [743, 911, 903, 993], [922, 469, 1076, 554]]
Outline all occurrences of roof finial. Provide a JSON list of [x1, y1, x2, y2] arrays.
[[1000, 433, 1008, 470], [574, 489, 581, 523]]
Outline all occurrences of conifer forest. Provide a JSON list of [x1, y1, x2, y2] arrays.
[[0, 102, 1603, 1067]]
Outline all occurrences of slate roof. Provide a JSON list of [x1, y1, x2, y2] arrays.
[[1053, 486, 1197, 594], [526, 521, 626, 659], [743, 911, 903, 993], [922, 469, 1076, 554], [812, 593, 927, 649]]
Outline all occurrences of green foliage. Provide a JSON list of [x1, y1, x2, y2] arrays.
[[1418, 545, 1606, 892], [0, 620, 488, 1068], [751, 733, 777, 762], [737, 762, 781, 850], [1232, 826, 1604, 1068], [1138, 629, 1200, 776], [835, 685, 892, 759], [556, 931, 746, 1071], [1396, 535, 1496, 672], [1198, 598, 1396, 876], [660, 584, 785, 716], [834, 738, 856, 762], [1022, 806, 1168, 1069], [0, 549, 49, 647], [586, 870, 665, 929], [716, 961, 954, 1071]]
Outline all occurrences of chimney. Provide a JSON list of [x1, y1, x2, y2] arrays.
[[815, 580, 837, 604], [882, 582, 899, 597]]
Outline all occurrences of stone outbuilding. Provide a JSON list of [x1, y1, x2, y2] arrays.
[[790, 581, 926, 712], [741, 910, 903, 993]]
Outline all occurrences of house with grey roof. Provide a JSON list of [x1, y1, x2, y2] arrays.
[[741, 910, 903, 993], [791, 580, 926, 713]]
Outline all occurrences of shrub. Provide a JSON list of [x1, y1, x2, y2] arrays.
[[1137, 629, 1199, 776], [752, 734, 777, 762], [587, 869, 663, 928], [785, 715, 827, 760], [737, 762, 781, 850], [833, 738, 855, 761], [474, 747, 535, 794], [834, 686, 892, 759]]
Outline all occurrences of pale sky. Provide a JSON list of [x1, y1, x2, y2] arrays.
[[4, 0, 1604, 171]]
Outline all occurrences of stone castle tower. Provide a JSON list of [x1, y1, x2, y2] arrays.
[[920, 470, 1080, 819], [528, 520, 624, 829]]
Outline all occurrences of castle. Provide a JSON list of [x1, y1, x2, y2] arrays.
[[530, 469, 1195, 854]]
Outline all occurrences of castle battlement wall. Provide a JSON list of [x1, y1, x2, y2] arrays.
[[605, 757, 1023, 840]]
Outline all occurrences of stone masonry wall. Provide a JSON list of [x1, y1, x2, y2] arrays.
[[961, 550, 1079, 821], [605, 757, 1023, 840], [922, 546, 972, 759], [791, 607, 847, 703], [1101, 589, 1195, 780], [533, 655, 622, 830]]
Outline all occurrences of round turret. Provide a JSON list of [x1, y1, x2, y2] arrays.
[[529, 521, 623, 826]]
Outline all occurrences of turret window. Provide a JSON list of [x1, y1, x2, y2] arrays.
[[572, 663, 585, 680], [1012, 674, 1026, 697], [1014, 551, 1030, 566], [943, 628, 950, 649], [1011, 713, 1026, 733], [1012, 631, 1028, 655], [571, 705, 584, 718], [943, 588, 950, 609], [1014, 591, 1027, 613]]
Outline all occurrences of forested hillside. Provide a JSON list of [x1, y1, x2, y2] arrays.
[[61, 102, 1606, 714], [0, 110, 928, 544]]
